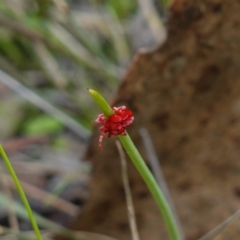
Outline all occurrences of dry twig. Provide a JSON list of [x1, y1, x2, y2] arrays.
[[116, 140, 140, 240], [198, 209, 240, 240]]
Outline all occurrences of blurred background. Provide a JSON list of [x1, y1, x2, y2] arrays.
[[0, 0, 167, 237]]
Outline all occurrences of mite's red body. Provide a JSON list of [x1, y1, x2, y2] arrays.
[[95, 106, 134, 150]]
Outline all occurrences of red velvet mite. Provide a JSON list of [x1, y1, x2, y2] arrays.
[[95, 106, 134, 150]]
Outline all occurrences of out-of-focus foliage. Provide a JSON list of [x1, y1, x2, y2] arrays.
[[0, 0, 167, 138], [23, 114, 63, 136], [0, 0, 140, 136], [104, 0, 136, 18]]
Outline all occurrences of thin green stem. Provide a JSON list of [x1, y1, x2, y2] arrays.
[[118, 134, 180, 240], [89, 89, 181, 240], [0, 145, 42, 240], [88, 89, 114, 117]]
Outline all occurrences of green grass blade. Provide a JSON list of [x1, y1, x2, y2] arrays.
[[0, 145, 42, 240], [88, 89, 181, 240]]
